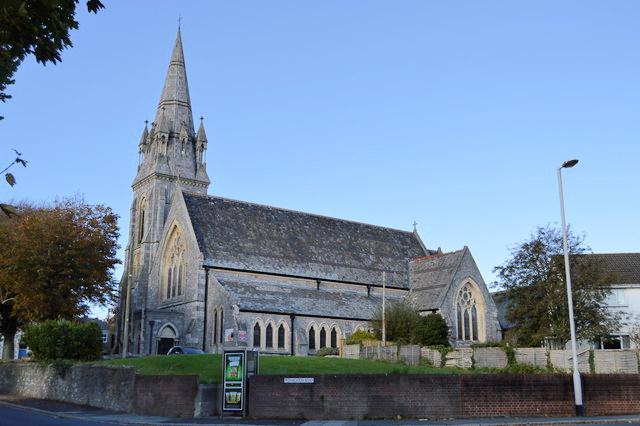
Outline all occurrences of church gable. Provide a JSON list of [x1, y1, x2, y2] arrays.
[[183, 193, 426, 287], [409, 249, 465, 311], [148, 188, 204, 306]]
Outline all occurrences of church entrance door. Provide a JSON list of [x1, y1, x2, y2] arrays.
[[157, 338, 174, 355], [156, 324, 178, 355]]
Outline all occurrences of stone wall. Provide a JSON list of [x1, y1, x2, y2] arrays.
[[473, 347, 507, 369], [247, 373, 640, 420], [343, 343, 640, 374], [514, 348, 548, 368], [0, 363, 204, 417]]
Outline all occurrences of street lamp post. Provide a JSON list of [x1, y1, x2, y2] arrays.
[[557, 158, 583, 416]]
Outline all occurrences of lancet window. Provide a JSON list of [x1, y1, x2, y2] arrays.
[[163, 226, 186, 300]]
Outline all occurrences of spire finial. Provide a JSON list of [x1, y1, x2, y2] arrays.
[[178, 14, 182, 30], [412, 221, 418, 232], [200, 116, 204, 122]]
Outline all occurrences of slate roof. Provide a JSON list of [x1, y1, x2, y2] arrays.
[[214, 273, 397, 320], [409, 249, 466, 310], [587, 253, 640, 284], [184, 193, 426, 288], [491, 291, 513, 331]]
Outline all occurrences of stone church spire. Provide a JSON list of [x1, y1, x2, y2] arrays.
[[154, 28, 193, 135], [134, 27, 209, 191]]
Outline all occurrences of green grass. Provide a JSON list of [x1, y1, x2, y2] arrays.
[[96, 354, 472, 383]]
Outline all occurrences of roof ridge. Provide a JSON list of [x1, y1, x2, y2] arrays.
[[184, 192, 416, 235], [589, 252, 640, 256], [410, 248, 465, 262]]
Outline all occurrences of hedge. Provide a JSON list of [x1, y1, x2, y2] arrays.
[[23, 320, 103, 361]]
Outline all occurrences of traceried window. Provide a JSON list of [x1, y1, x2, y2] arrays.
[[320, 328, 326, 348], [163, 226, 186, 300], [278, 324, 285, 349], [456, 284, 479, 341], [308, 326, 316, 350], [331, 328, 337, 348], [266, 323, 273, 348]]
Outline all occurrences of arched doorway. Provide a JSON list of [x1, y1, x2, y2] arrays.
[[157, 324, 178, 355]]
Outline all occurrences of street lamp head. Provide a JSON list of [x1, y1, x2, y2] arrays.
[[562, 159, 579, 169]]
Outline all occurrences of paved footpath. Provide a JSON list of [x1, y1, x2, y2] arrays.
[[1, 395, 639, 426]]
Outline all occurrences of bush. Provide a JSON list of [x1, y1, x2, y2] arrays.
[[23, 320, 103, 361], [415, 314, 450, 346], [345, 329, 377, 345], [315, 347, 339, 357], [372, 301, 450, 346]]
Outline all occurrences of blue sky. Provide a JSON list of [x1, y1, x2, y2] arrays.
[[2, 1, 639, 317]]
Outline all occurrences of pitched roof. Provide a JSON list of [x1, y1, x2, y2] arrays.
[[183, 193, 426, 287], [587, 253, 640, 284], [491, 290, 514, 331], [215, 273, 395, 320], [409, 248, 466, 310]]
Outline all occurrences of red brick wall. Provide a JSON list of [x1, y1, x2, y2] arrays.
[[247, 374, 640, 420], [461, 374, 574, 417], [583, 375, 640, 415]]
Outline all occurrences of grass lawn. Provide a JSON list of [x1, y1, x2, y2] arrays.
[[97, 354, 472, 383]]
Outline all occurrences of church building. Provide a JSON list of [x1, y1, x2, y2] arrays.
[[118, 30, 500, 356]]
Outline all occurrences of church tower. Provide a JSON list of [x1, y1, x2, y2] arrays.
[[118, 28, 209, 353]]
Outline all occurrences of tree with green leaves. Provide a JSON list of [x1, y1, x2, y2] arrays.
[[371, 300, 450, 346], [1, 0, 104, 119], [0, 197, 119, 359], [494, 225, 622, 347]]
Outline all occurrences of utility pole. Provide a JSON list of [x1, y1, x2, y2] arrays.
[[382, 271, 386, 345]]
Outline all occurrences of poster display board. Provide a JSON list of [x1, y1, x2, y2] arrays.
[[221, 348, 259, 416]]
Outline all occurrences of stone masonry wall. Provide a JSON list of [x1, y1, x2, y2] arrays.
[[0, 363, 200, 417]]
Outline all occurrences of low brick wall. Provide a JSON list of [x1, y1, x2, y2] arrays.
[[0, 363, 203, 417], [248, 373, 640, 420]]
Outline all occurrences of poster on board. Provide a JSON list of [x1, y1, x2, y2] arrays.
[[222, 351, 244, 411]]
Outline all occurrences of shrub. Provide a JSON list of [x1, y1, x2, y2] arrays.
[[372, 301, 450, 346], [415, 313, 450, 346], [23, 320, 103, 361], [345, 329, 376, 345], [315, 347, 339, 357]]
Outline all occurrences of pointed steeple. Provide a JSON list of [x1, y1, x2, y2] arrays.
[[154, 28, 193, 135], [196, 116, 207, 144], [138, 121, 149, 149]]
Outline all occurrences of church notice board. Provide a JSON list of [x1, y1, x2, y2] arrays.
[[221, 348, 259, 415]]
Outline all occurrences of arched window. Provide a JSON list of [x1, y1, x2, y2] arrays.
[[162, 226, 185, 300], [320, 328, 326, 348], [308, 326, 316, 350], [213, 309, 218, 345], [166, 268, 172, 299], [253, 323, 261, 348], [266, 324, 273, 348], [277, 324, 285, 349], [331, 328, 337, 348], [219, 309, 224, 343], [456, 283, 484, 341], [137, 198, 147, 244]]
